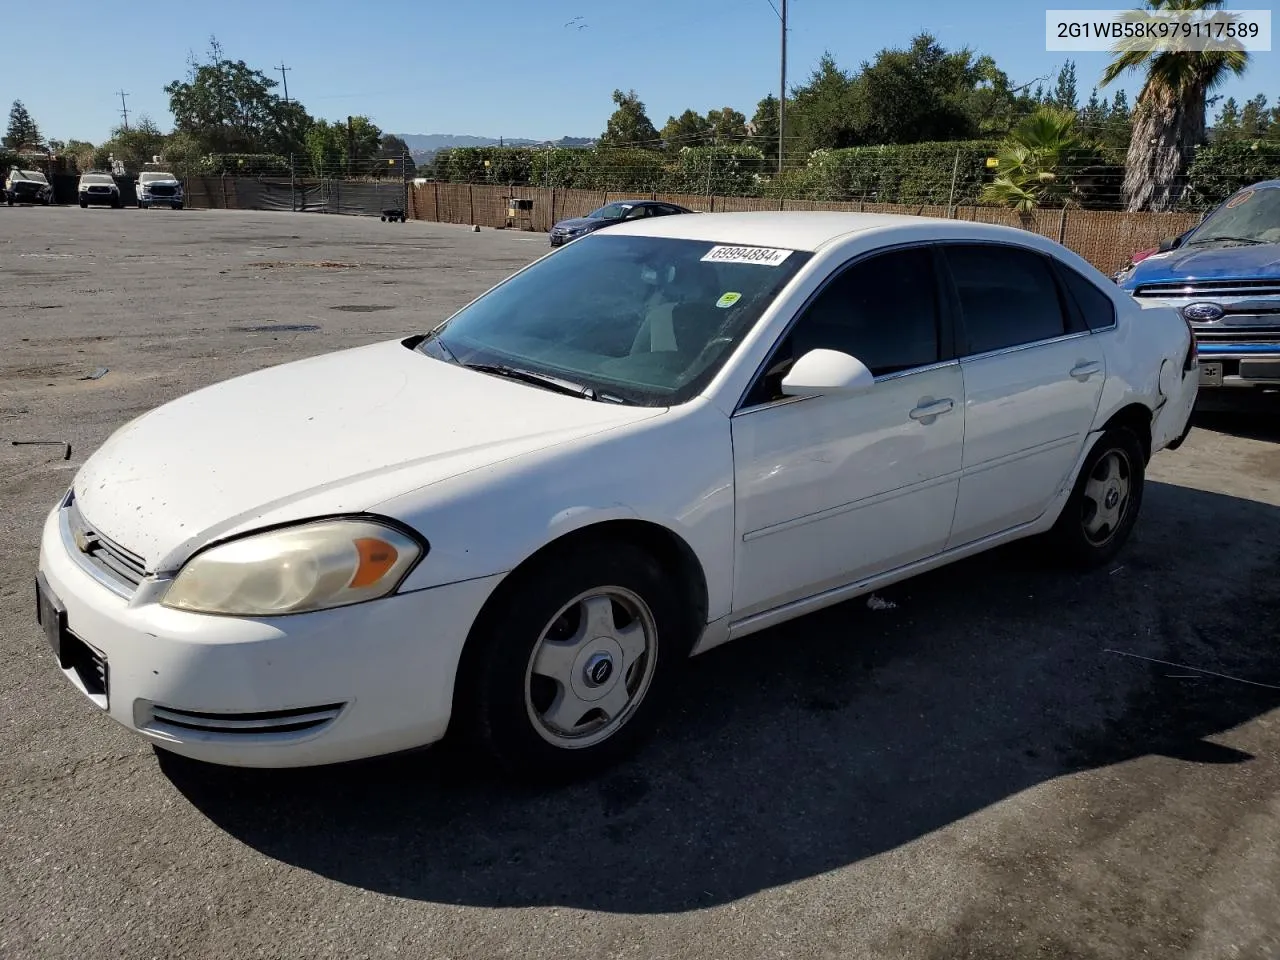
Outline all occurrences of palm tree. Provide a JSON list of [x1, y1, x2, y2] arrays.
[[1101, 0, 1249, 211], [982, 106, 1091, 214]]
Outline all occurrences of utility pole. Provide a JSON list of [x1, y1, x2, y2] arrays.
[[779, 0, 787, 174], [117, 90, 130, 132], [275, 63, 292, 104]]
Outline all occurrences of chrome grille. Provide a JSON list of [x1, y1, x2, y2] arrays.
[[64, 495, 147, 594], [1134, 279, 1280, 299], [147, 703, 345, 736], [147, 184, 177, 197], [1193, 327, 1280, 343]]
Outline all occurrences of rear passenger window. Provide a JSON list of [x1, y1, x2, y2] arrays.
[[943, 244, 1069, 355], [1056, 263, 1117, 331]]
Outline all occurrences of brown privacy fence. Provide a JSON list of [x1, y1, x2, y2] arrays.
[[407, 183, 1204, 277], [181, 176, 1204, 277]]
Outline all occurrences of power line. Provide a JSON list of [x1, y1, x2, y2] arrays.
[[275, 63, 292, 104], [116, 89, 130, 132]]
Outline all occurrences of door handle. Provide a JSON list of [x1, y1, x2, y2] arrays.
[[909, 398, 955, 421], [1070, 360, 1102, 381]]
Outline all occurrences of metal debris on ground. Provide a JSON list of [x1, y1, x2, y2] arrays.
[[1105, 648, 1280, 691], [11, 440, 72, 460], [79, 367, 109, 380], [866, 594, 897, 611]]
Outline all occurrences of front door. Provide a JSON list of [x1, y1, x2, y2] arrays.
[[938, 242, 1107, 548], [730, 246, 965, 618]]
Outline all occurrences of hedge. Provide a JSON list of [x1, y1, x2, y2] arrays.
[[1182, 140, 1280, 209]]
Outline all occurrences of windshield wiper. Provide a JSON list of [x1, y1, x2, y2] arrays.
[[461, 362, 607, 401], [1186, 235, 1267, 246]]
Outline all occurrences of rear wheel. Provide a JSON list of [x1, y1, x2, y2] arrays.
[[1045, 426, 1146, 569], [457, 540, 692, 782]]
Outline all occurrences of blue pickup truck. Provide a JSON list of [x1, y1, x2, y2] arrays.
[[1114, 180, 1280, 393]]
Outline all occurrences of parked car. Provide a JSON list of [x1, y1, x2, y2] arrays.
[[549, 199, 693, 246], [1110, 224, 1198, 282], [78, 172, 122, 208], [135, 170, 183, 210], [1115, 180, 1280, 392], [5, 167, 54, 205], [35, 212, 1198, 781]]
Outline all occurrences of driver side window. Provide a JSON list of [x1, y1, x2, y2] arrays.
[[743, 246, 943, 406]]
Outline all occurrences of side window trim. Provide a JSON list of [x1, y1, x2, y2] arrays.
[[935, 240, 1086, 360], [733, 241, 955, 415], [1051, 259, 1118, 333]]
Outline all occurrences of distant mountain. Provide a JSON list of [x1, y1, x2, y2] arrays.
[[391, 133, 596, 156]]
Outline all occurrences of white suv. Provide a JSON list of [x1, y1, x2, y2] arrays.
[[78, 172, 122, 209], [136, 171, 184, 210]]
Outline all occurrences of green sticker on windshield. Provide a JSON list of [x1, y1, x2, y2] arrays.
[[716, 291, 742, 308]]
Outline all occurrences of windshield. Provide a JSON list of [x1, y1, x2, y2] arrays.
[[19, 170, 46, 182], [1189, 186, 1280, 245], [417, 233, 812, 406], [588, 203, 631, 220], [81, 174, 113, 184], [140, 172, 175, 182]]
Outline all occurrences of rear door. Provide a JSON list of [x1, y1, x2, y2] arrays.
[[940, 242, 1106, 548]]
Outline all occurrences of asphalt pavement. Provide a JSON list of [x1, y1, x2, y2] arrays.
[[2, 207, 1278, 960]]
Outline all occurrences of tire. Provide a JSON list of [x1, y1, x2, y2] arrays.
[[79, 199, 87, 208], [173, 203, 182, 211], [456, 538, 693, 782], [1044, 426, 1146, 569]]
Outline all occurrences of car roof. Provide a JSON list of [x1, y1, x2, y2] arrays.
[[598, 210, 1054, 253]]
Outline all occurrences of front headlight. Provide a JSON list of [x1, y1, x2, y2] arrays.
[[162, 518, 425, 616]]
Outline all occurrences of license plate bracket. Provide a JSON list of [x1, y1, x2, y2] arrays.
[[1199, 361, 1224, 386], [35, 572, 66, 666]]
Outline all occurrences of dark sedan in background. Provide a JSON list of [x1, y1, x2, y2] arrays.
[[549, 199, 694, 246]]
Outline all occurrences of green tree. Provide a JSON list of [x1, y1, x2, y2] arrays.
[[1240, 94, 1269, 138], [107, 115, 167, 169], [305, 116, 381, 176], [856, 34, 982, 144], [660, 109, 711, 152], [165, 36, 312, 155], [1214, 96, 1242, 139], [705, 106, 748, 145], [982, 106, 1093, 212], [4, 100, 41, 150], [788, 53, 861, 153], [1080, 87, 1108, 133], [598, 89, 660, 149], [1053, 60, 1079, 110], [1101, 0, 1250, 211], [749, 94, 781, 161], [1098, 89, 1133, 149]]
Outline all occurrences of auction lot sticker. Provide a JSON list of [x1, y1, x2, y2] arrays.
[[701, 245, 796, 266]]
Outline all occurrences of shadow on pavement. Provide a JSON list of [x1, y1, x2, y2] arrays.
[[161, 480, 1280, 914], [1192, 390, 1280, 443]]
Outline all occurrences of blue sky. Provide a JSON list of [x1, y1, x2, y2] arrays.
[[6, 0, 1277, 144]]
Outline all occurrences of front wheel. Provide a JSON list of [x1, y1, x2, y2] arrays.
[[456, 540, 693, 782], [1045, 426, 1146, 569]]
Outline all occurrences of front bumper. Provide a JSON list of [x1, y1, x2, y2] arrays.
[[9, 187, 50, 202], [37, 500, 503, 768], [81, 191, 119, 205], [1193, 346, 1280, 389], [141, 193, 182, 207]]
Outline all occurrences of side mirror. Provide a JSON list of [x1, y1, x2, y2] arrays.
[[780, 348, 876, 398], [1157, 234, 1183, 253]]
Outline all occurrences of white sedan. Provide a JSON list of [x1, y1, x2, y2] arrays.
[[35, 212, 1199, 780]]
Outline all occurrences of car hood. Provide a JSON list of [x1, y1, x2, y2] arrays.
[[141, 179, 180, 187], [553, 217, 605, 231], [71, 338, 662, 571], [1123, 242, 1280, 287]]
